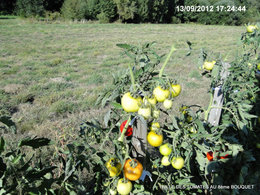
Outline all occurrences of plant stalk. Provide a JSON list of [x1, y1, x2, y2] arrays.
[[159, 45, 176, 78], [204, 92, 214, 121], [128, 64, 136, 91], [118, 115, 131, 142]]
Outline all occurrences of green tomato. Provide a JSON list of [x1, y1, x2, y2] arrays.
[[150, 122, 160, 131], [117, 178, 132, 195], [138, 107, 151, 119], [110, 189, 117, 195], [148, 96, 157, 105], [257, 63, 260, 71], [152, 109, 160, 119], [256, 143, 260, 149], [171, 156, 184, 170], [159, 143, 172, 156]]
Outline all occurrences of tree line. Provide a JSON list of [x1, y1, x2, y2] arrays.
[[0, 0, 259, 25]]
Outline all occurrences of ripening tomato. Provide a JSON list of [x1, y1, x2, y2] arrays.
[[123, 159, 143, 181], [147, 131, 163, 147], [257, 63, 260, 71], [138, 107, 151, 119], [163, 99, 173, 109], [170, 84, 181, 97], [203, 61, 215, 71], [256, 143, 260, 149], [121, 92, 142, 113], [117, 178, 132, 195], [161, 156, 171, 166], [148, 96, 157, 105], [247, 25, 258, 33], [109, 189, 117, 195], [186, 115, 193, 123], [189, 126, 197, 134], [152, 109, 160, 119], [106, 158, 122, 177], [219, 154, 229, 159], [171, 156, 184, 170], [207, 151, 213, 161], [150, 121, 160, 131], [159, 143, 172, 156], [153, 86, 170, 102], [120, 120, 133, 136]]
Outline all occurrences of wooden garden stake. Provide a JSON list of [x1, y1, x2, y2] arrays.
[[131, 118, 147, 167], [208, 62, 230, 126]]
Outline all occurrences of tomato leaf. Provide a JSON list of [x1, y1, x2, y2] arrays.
[[0, 137, 5, 154], [18, 137, 52, 149], [110, 102, 122, 109], [0, 115, 16, 134]]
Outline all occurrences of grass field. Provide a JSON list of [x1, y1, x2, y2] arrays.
[[0, 18, 245, 137]]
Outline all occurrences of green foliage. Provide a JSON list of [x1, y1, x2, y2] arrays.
[[136, 0, 152, 22], [0, 0, 16, 15], [61, 0, 117, 22], [15, 0, 45, 17], [98, 0, 117, 22], [150, 0, 170, 23], [61, 0, 87, 20], [113, 0, 137, 21]]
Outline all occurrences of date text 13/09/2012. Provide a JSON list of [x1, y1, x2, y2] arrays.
[[176, 5, 246, 12]]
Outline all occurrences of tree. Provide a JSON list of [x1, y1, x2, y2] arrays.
[[16, 0, 44, 17], [113, 0, 137, 21]]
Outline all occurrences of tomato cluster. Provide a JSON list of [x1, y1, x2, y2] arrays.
[[206, 151, 230, 161]]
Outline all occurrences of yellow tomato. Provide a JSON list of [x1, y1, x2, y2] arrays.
[[153, 86, 170, 102], [159, 143, 172, 156], [163, 99, 173, 109], [121, 92, 142, 113], [247, 25, 258, 33], [203, 61, 215, 71], [189, 126, 197, 134], [152, 109, 160, 119], [138, 107, 151, 119], [257, 63, 260, 71], [171, 156, 184, 170], [148, 96, 157, 105], [170, 84, 181, 97], [105, 158, 122, 177], [150, 122, 160, 131], [147, 131, 163, 147], [117, 178, 132, 195], [161, 156, 171, 166]]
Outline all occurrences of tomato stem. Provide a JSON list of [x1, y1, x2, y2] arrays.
[[118, 115, 131, 142], [128, 64, 136, 91], [204, 92, 213, 121], [159, 45, 176, 78]]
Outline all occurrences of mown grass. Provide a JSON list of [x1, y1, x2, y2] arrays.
[[0, 18, 245, 137]]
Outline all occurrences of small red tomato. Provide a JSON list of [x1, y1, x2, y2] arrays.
[[219, 154, 229, 159], [120, 120, 133, 136], [207, 151, 213, 161]]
